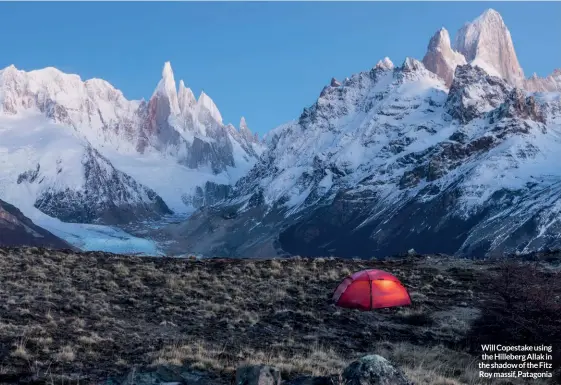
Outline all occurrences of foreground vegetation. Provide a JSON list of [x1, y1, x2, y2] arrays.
[[0, 247, 559, 384]]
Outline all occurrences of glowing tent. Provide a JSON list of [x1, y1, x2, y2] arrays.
[[332, 269, 411, 310]]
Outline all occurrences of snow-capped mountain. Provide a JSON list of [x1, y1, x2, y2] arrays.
[[170, 9, 561, 258], [421, 9, 560, 93], [0, 61, 265, 249]]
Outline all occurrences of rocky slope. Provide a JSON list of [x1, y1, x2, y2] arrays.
[[170, 9, 561, 259], [0, 199, 73, 248], [0, 62, 265, 232]]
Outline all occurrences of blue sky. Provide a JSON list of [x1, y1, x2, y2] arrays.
[[1, 2, 559, 135]]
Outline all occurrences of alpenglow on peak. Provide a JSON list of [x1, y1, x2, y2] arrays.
[[453, 8, 525, 86], [197, 91, 223, 124], [422, 27, 467, 87], [153, 61, 180, 116]]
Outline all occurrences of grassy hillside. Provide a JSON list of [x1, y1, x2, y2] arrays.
[[0, 247, 559, 384]]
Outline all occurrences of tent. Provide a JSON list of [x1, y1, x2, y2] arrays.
[[332, 269, 411, 310]]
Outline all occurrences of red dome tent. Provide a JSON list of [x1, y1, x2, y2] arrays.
[[332, 269, 411, 310]]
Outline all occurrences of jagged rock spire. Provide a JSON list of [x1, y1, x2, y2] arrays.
[[331, 77, 342, 87], [240, 116, 249, 131], [422, 27, 467, 87], [197, 91, 223, 125], [178, 80, 197, 114], [152, 61, 180, 116], [453, 9, 524, 86]]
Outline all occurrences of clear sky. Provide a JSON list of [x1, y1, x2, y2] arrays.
[[1, 2, 559, 135]]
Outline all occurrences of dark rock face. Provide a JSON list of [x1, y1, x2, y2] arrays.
[[236, 365, 282, 385], [489, 88, 546, 124], [184, 133, 235, 173], [277, 188, 482, 258], [446, 65, 510, 123], [342, 355, 412, 385], [43, 98, 74, 128], [17, 163, 41, 184], [0, 199, 73, 249], [33, 147, 171, 225], [182, 181, 233, 209]]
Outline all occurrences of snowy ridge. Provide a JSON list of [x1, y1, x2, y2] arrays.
[[525, 69, 561, 93], [375, 57, 394, 71]]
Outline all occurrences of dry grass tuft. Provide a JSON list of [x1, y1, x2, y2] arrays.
[[54, 345, 76, 362], [0, 247, 558, 384]]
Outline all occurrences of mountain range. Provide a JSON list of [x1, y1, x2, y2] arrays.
[[1, 9, 560, 258], [0, 60, 265, 251]]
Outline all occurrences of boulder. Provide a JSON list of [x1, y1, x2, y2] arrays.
[[342, 355, 412, 385], [236, 365, 282, 385]]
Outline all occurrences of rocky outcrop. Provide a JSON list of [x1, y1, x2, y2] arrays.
[[33, 146, 172, 225], [401, 57, 424, 73], [0, 199, 74, 249], [422, 28, 467, 87], [446, 64, 511, 123], [182, 181, 233, 209], [489, 88, 546, 124]]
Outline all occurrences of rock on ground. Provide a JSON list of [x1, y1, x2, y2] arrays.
[[236, 365, 282, 385], [342, 355, 412, 385]]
